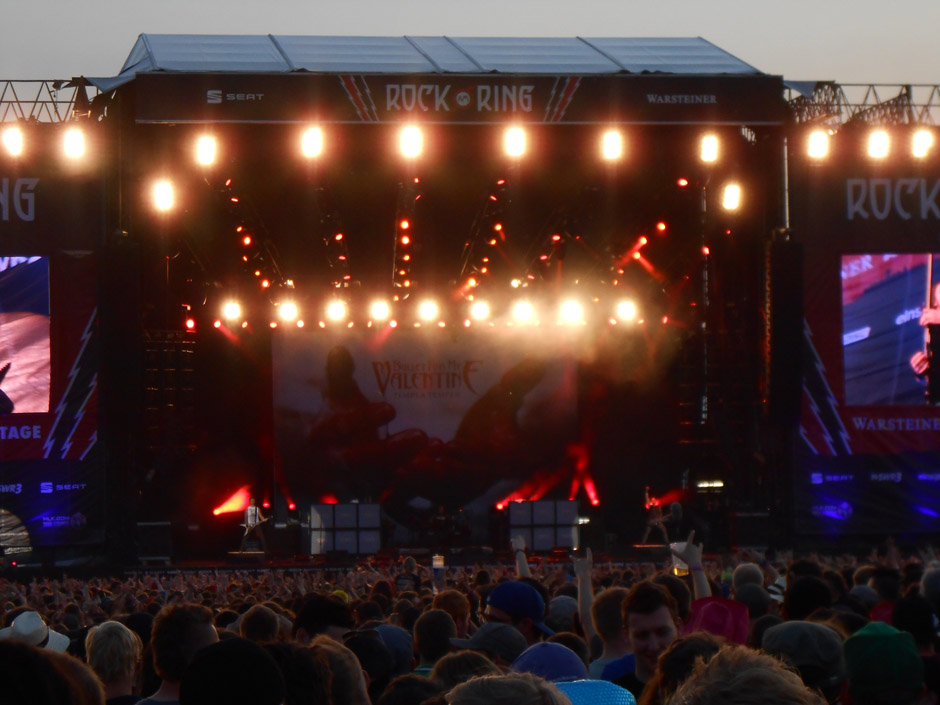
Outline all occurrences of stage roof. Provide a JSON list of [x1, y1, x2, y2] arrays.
[[91, 34, 763, 91]]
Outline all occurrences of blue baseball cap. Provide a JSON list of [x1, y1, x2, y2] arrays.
[[486, 581, 554, 635]]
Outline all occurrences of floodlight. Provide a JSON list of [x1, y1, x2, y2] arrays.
[[279, 302, 298, 321], [418, 300, 439, 321], [302, 127, 323, 158], [560, 299, 584, 324], [602, 130, 623, 160], [222, 301, 242, 321], [470, 301, 490, 320], [504, 127, 526, 158], [153, 180, 174, 212], [700, 135, 718, 163], [196, 136, 217, 165], [63, 128, 85, 159], [513, 300, 535, 323], [2, 126, 23, 156], [616, 300, 637, 321], [913, 129, 934, 158], [868, 130, 889, 158], [370, 300, 391, 320], [326, 300, 347, 321], [400, 125, 422, 158], [807, 130, 829, 159], [721, 184, 742, 211]]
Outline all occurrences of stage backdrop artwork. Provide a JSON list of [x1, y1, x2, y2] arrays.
[[273, 328, 579, 537], [792, 157, 940, 535]]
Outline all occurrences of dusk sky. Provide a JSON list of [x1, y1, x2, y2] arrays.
[[1, 0, 937, 85]]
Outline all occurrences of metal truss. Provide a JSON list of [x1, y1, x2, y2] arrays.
[[0, 80, 99, 123], [788, 82, 940, 126]]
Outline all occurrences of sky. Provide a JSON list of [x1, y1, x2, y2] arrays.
[[1, 0, 937, 85]]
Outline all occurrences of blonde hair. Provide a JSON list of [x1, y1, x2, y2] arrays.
[[85, 621, 142, 684], [447, 673, 569, 705], [310, 634, 371, 705], [665, 645, 825, 705]]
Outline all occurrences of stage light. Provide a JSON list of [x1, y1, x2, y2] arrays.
[[504, 127, 526, 157], [279, 301, 298, 321], [913, 129, 934, 158], [400, 125, 423, 158], [185, 317, 196, 330], [470, 301, 490, 320], [868, 130, 889, 158], [2, 126, 23, 156], [326, 300, 347, 321], [401, 235, 411, 245], [808, 130, 829, 159], [222, 301, 241, 321], [700, 135, 718, 163], [616, 300, 637, 321], [418, 300, 439, 321], [602, 130, 623, 160], [656, 221, 667, 233], [242, 235, 252, 246], [371, 300, 391, 320], [63, 128, 85, 159], [560, 299, 584, 324], [400, 219, 410, 230], [196, 135, 217, 165], [677, 177, 689, 188], [153, 180, 174, 212], [721, 183, 742, 211], [511, 278, 522, 288], [302, 126, 323, 158], [513, 300, 535, 323]]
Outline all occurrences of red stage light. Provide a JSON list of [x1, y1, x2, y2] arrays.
[[677, 177, 689, 187], [230, 197, 239, 203], [322, 494, 339, 504], [591, 498, 600, 506], [213, 320, 222, 328], [494, 223, 503, 231], [400, 219, 410, 230], [262, 501, 270, 508], [633, 252, 641, 260], [236, 225, 243, 232], [213, 486, 251, 515], [552, 234, 561, 242], [496, 502, 505, 510], [390, 320, 398, 328], [225, 178, 232, 187], [261, 279, 270, 288], [489, 238, 498, 246], [297, 320, 305, 328], [662, 316, 669, 324], [335, 233, 344, 241], [270, 321, 277, 328], [185, 318, 195, 330], [288, 502, 296, 510], [402, 254, 411, 261], [241, 321, 248, 328], [401, 235, 411, 245], [656, 221, 667, 232], [242, 235, 252, 246], [496, 179, 506, 185], [703, 246, 710, 255], [639, 236, 648, 245]]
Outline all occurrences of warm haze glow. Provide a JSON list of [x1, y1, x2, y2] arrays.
[[700, 135, 718, 162], [722, 183, 742, 211], [196, 135, 217, 165], [868, 130, 890, 158], [2, 126, 23, 156], [913, 129, 934, 158], [808, 130, 829, 159], [470, 301, 490, 320], [418, 300, 439, 321], [63, 128, 85, 159], [327, 300, 348, 321], [279, 302, 298, 321], [513, 300, 536, 323], [616, 300, 637, 321], [400, 125, 423, 158], [371, 300, 391, 320], [504, 127, 526, 157], [153, 180, 174, 212], [302, 127, 323, 158], [222, 301, 242, 321], [560, 299, 584, 324], [602, 130, 623, 160]]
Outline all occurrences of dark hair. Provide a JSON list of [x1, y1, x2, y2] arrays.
[[293, 594, 354, 639], [893, 594, 937, 649], [591, 587, 629, 642], [344, 634, 394, 703], [653, 574, 693, 622], [376, 674, 445, 705], [869, 568, 901, 602], [355, 600, 386, 625], [747, 614, 784, 649], [430, 651, 500, 690], [241, 604, 280, 643], [785, 577, 832, 621], [151, 603, 216, 682], [622, 580, 679, 624], [638, 631, 724, 705], [263, 642, 332, 705], [414, 609, 457, 664]]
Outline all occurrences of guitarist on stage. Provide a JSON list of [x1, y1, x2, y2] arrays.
[[909, 278, 940, 405], [240, 496, 269, 553]]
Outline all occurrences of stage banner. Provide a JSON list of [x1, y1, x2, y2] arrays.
[[791, 160, 940, 534], [135, 72, 787, 126], [273, 328, 579, 524], [1, 167, 102, 550]]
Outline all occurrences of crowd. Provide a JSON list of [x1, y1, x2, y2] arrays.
[[1, 534, 939, 705]]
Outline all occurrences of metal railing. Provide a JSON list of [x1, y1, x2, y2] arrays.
[[0, 80, 99, 123], [788, 83, 940, 126]]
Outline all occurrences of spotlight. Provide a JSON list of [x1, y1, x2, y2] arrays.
[[196, 135, 217, 165], [602, 130, 623, 160], [616, 300, 637, 321], [370, 300, 391, 320], [913, 129, 934, 158], [326, 300, 347, 321], [279, 301, 298, 321], [185, 317, 196, 330], [560, 299, 584, 324], [504, 127, 526, 158], [677, 177, 689, 188], [418, 300, 439, 321], [302, 126, 323, 158], [807, 130, 829, 159], [2, 126, 23, 156], [63, 128, 85, 159], [721, 183, 742, 211], [513, 300, 535, 323], [222, 301, 242, 321], [700, 134, 718, 163], [868, 130, 889, 159], [470, 301, 490, 320], [153, 180, 174, 212], [400, 125, 423, 158]]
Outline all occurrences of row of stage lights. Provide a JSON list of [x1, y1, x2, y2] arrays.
[[2, 123, 938, 163], [202, 296, 649, 331]]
